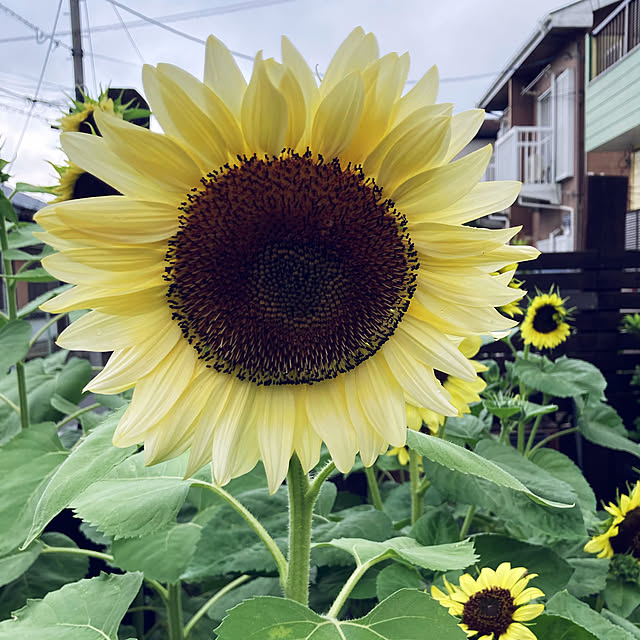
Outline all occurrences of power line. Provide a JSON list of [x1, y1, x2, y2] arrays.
[[0, 86, 65, 107], [111, 2, 144, 64], [14, 0, 64, 158]]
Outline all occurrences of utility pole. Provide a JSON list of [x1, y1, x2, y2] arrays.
[[69, 0, 84, 101]]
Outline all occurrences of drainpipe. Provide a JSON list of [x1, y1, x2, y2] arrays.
[[517, 196, 575, 251]]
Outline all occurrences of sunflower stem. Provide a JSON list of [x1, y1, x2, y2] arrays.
[[191, 480, 288, 590], [0, 211, 29, 430], [285, 454, 313, 605], [183, 574, 250, 638], [528, 427, 578, 456], [409, 449, 423, 525], [306, 461, 336, 503], [167, 583, 185, 640], [517, 421, 526, 454], [40, 545, 115, 563], [29, 313, 65, 347], [459, 504, 476, 539], [364, 466, 383, 511], [524, 393, 550, 457], [327, 557, 379, 619]]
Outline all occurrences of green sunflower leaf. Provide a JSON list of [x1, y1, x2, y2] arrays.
[[70, 452, 192, 539], [531, 614, 599, 639], [313, 537, 477, 572], [215, 590, 467, 639], [512, 355, 607, 399], [601, 609, 640, 639], [0, 542, 43, 588], [17, 284, 71, 319], [112, 522, 202, 584], [375, 563, 424, 602], [603, 577, 640, 618], [0, 190, 18, 224], [0, 572, 142, 639], [24, 407, 134, 547], [206, 577, 282, 622], [406, 429, 572, 508], [411, 507, 460, 546], [546, 590, 636, 640], [576, 400, 640, 459], [6, 223, 43, 249], [0, 423, 67, 556], [471, 534, 573, 597], [0, 319, 31, 373], [2, 267, 58, 283], [566, 558, 610, 598], [0, 533, 88, 621]]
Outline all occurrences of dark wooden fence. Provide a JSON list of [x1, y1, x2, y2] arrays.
[[480, 250, 640, 426]]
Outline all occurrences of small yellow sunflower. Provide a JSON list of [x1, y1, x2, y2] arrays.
[[431, 562, 544, 640], [520, 292, 570, 350], [584, 481, 640, 561], [51, 161, 120, 203], [417, 336, 487, 434], [36, 29, 538, 492], [497, 264, 524, 318]]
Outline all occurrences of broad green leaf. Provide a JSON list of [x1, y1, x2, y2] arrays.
[[566, 558, 610, 598], [206, 577, 282, 622], [0, 423, 67, 555], [7, 223, 42, 249], [407, 429, 571, 508], [602, 609, 640, 638], [0, 319, 31, 372], [512, 355, 607, 399], [411, 507, 459, 546], [603, 577, 640, 618], [113, 522, 201, 583], [520, 400, 559, 422], [14, 182, 57, 195], [484, 401, 520, 420], [530, 448, 596, 518], [0, 542, 42, 588], [471, 534, 572, 597], [532, 614, 599, 639], [25, 408, 133, 546], [0, 190, 18, 224], [18, 285, 70, 318], [375, 563, 423, 602], [0, 572, 143, 639], [183, 487, 289, 580], [312, 507, 394, 568], [71, 452, 192, 539], [315, 481, 337, 517], [215, 590, 467, 639], [546, 590, 636, 640], [3, 267, 57, 283], [576, 400, 640, 459], [445, 414, 489, 445], [314, 537, 477, 572], [0, 533, 88, 621]]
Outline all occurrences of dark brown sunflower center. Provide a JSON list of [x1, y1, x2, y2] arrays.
[[164, 150, 417, 385], [532, 304, 561, 334], [611, 507, 640, 558], [462, 586, 517, 636]]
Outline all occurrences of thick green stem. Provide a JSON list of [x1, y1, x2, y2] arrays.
[[528, 427, 578, 456], [132, 588, 145, 640], [167, 583, 184, 640], [327, 557, 378, 619], [306, 461, 336, 503], [40, 545, 114, 563], [146, 579, 168, 604], [459, 504, 476, 540], [517, 421, 526, 453], [0, 214, 29, 429], [364, 466, 383, 511], [285, 455, 313, 605], [192, 480, 288, 589], [524, 393, 550, 456], [409, 449, 423, 525], [183, 575, 250, 638]]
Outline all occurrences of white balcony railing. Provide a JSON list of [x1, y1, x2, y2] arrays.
[[494, 126, 561, 203]]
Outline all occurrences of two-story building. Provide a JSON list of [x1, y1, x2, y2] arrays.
[[477, 0, 630, 252]]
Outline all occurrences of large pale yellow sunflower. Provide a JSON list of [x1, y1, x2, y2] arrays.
[[35, 29, 537, 492], [584, 481, 640, 562], [520, 292, 570, 350], [431, 562, 545, 640]]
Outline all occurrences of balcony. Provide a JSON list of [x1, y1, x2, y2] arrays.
[[494, 126, 561, 204]]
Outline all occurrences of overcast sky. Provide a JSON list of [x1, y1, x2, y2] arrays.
[[1, 0, 570, 190]]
